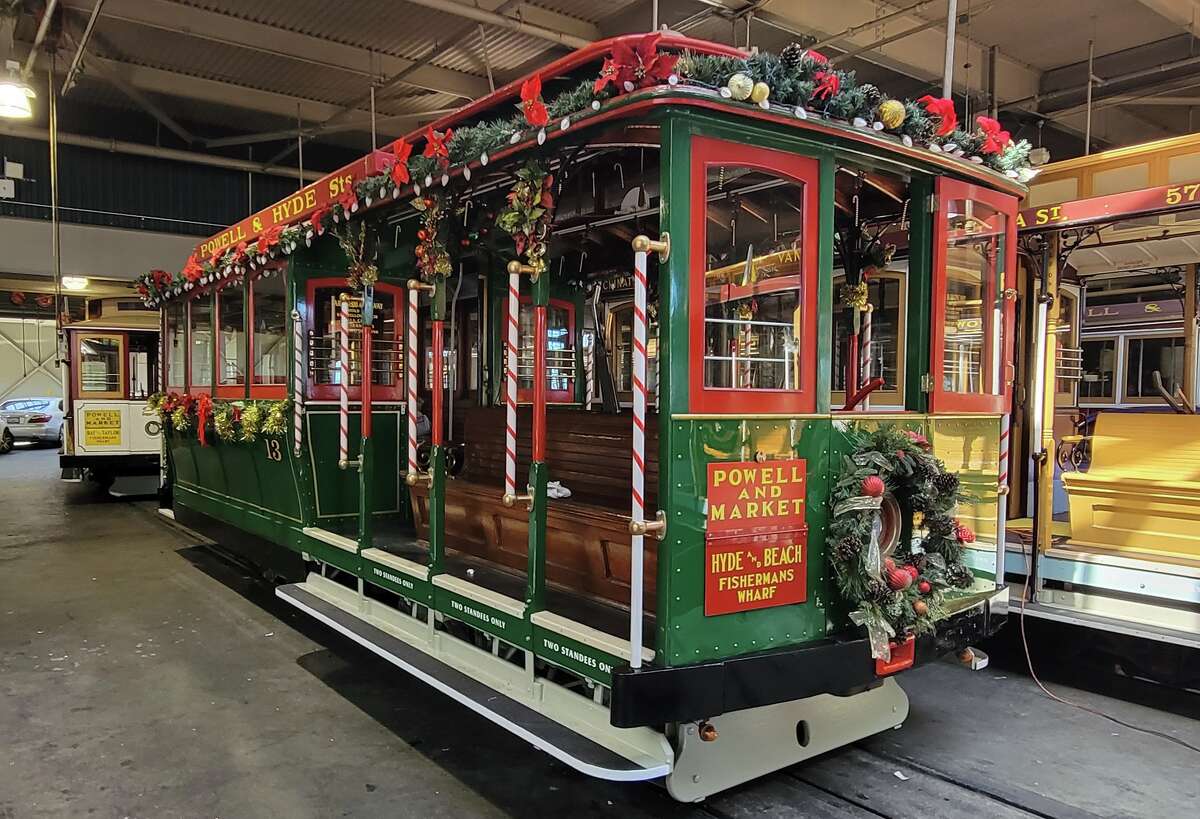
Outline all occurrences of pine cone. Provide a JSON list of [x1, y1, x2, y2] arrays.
[[865, 578, 891, 603], [945, 562, 974, 588], [933, 471, 960, 496], [831, 536, 861, 565], [780, 42, 807, 70], [858, 83, 883, 110], [927, 514, 955, 538]]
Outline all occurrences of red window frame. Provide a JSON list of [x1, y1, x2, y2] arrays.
[[214, 279, 246, 399], [304, 277, 406, 403], [248, 267, 288, 399], [515, 295, 576, 404], [163, 300, 187, 393], [929, 178, 1018, 414], [688, 135, 820, 415], [187, 291, 214, 395]]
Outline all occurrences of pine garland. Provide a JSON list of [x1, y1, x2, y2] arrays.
[[150, 392, 288, 445]]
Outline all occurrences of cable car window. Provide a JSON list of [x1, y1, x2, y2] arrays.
[[1079, 338, 1117, 403], [217, 283, 246, 387], [832, 271, 905, 402], [128, 334, 158, 400], [190, 296, 213, 390], [78, 334, 124, 396], [252, 274, 287, 386], [940, 200, 1005, 395], [165, 300, 185, 389], [610, 302, 658, 402], [1125, 335, 1184, 402], [703, 168, 805, 391], [516, 297, 575, 403]]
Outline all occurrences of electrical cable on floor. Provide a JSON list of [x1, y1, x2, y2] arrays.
[[1017, 547, 1200, 755]]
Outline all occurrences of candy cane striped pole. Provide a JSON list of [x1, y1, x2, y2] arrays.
[[337, 295, 351, 469], [406, 284, 419, 479], [504, 265, 520, 499], [860, 304, 873, 409], [628, 234, 670, 669], [584, 334, 594, 412], [292, 309, 303, 457], [994, 413, 1011, 589]]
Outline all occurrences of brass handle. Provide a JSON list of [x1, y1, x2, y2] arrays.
[[505, 260, 540, 283], [407, 279, 435, 292], [502, 492, 533, 508], [1003, 287, 1019, 302], [631, 232, 671, 262], [405, 471, 432, 487], [629, 510, 667, 540]]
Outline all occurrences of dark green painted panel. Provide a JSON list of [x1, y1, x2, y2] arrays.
[[435, 587, 530, 646], [306, 410, 403, 519], [363, 558, 432, 604], [532, 625, 622, 687]]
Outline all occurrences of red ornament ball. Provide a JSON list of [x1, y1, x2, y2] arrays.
[[861, 475, 885, 498], [414, 245, 426, 257], [886, 566, 912, 591], [417, 229, 428, 240], [918, 580, 932, 594], [903, 564, 919, 579]]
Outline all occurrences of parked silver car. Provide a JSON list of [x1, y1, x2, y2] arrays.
[[0, 415, 11, 454], [0, 397, 65, 446]]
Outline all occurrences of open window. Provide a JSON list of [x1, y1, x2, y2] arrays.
[[189, 294, 213, 393], [930, 178, 1018, 413], [517, 296, 576, 404], [608, 301, 658, 404], [1124, 333, 1185, 405], [305, 278, 405, 402], [250, 271, 288, 398], [164, 300, 186, 391], [216, 280, 246, 398], [690, 136, 819, 414], [76, 333, 125, 399], [832, 268, 907, 408]]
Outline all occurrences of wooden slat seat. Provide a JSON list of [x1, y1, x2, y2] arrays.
[[1062, 412, 1200, 561], [410, 406, 658, 608]]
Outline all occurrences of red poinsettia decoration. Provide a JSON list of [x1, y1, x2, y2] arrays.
[[390, 139, 412, 186], [136, 282, 149, 298], [258, 224, 285, 255], [904, 429, 931, 449], [917, 95, 958, 137], [812, 70, 840, 101], [423, 126, 453, 167], [151, 269, 173, 289], [232, 240, 249, 264], [596, 33, 677, 94], [976, 115, 1011, 154], [520, 74, 549, 127], [954, 521, 976, 544], [309, 206, 329, 234], [182, 254, 204, 282], [336, 188, 359, 214]]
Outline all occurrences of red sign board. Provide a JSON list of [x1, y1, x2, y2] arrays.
[[704, 460, 808, 616], [1017, 180, 1200, 233]]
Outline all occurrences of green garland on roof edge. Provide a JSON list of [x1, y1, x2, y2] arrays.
[[137, 39, 1033, 307]]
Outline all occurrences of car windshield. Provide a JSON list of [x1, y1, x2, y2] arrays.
[[0, 399, 54, 411]]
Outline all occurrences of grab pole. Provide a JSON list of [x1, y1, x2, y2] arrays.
[[291, 309, 303, 457], [995, 413, 1010, 589], [628, 234, 670, 669], [503, 263, 522, 503], [337, 294, 359, 470], [406, 280, 434, 488]]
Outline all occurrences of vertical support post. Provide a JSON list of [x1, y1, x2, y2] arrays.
[[629, 234, 670, 668], [1084, 39, 1095, 156], [994, 413, 1010, 588], [1185, 263, 1196, 403], [860, 304, 873, 410], [429, 279, 447, 573], [942, 0, 958, 98], [584, 333, 595, 411], [505, 265, 520, 499], [987, 45, 998, 119], [358, 322, 374, 549], [527, 265, 549, 611], [337, 294, 352, 469], [292, 309, 303, 457], [406, 283, 420, 480], [1034, 236, 1059, 560]]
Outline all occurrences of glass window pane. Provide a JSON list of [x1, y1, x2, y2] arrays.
[[518, 301, 574, 397], [1080, 339, 1116, 399], [1125, 336, 1184, 399], [370, 291, 398, 387], [252, 274, 287, 385], [703, 166, 804, 390], [80, 336, 122, 393], [218, 284, 245, 386], [165, 300, 185, 388], [190, 297, 213, 388], [832, 273, 903, 394], [942, 199, 1004, 395], [128, 334, 158, 400]]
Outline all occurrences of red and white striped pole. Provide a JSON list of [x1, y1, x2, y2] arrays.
[[292, 309, 303, 457], [995, 413, 1011, 589], [406, 286, 420, 479], [627, 234, 669, 669], [504, 264, 520, 500], [337, 295, 352, 470]]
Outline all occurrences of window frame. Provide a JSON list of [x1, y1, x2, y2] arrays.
[[607, 300, 658, 406], [303, 277, 406, 403], [214, 278, 247, 399], [1055, 284, 1082, 408], [163, 299, 187, 392], [74, 331, 128, 400], [187, 290, 214, 395], [929, 177, 1018, 414], [516, 294, 577, 404], [249, 268, 289, 399], [1077, 334, 1120, 407], [831, 268, 908, 409], [1122, 331, 1186, 406], [688, 135, 820, 415]]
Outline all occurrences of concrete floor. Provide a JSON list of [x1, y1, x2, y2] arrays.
[[2, 446, 1199, 818]]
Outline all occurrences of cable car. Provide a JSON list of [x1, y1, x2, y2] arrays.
[[140, 34, 1031, 799]]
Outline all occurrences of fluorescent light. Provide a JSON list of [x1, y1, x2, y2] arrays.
[[0, 61, 35, 120], [61, 276, 89, 291]]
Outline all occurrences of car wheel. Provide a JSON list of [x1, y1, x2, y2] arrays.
[[0, 430, 13, 455]]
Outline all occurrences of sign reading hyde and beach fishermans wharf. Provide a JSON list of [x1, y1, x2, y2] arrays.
[[704, 460, 808, 616]]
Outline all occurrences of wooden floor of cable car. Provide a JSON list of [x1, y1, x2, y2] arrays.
[[343, 517, 657, 648], [997, 517, 1200, 572]]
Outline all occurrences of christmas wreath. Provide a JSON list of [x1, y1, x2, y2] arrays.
[[828, 424, 976, 660]]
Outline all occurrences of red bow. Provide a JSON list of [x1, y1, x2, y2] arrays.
[[336, 188, 358, 213], [807, 50, 829, 64], [976, 115, 1011, 154], [195, 393, 213, 447], [520, 74, 549, 127], [597, 33, 677, 93], [259, 224, 284, 252], [812, 70, 840, 101], [423, 127, 453, 166], [182, 254, 203, 282], [918, 95, 958, 137], [309, 206, 329, 234], [390, 139, 412, 186]]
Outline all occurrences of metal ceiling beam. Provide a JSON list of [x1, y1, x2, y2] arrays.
[[396, 0, 595, 49], [203, 108, 461, 148], [22, 0, 58, 79], [61, 0, 102, 94], [1133, 0, 1199, 36], [59, 0, 491, 100]]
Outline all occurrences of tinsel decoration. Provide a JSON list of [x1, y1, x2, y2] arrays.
[[214, 404, 237, 442], [239, 403, 263, 442], [263, 401, 288, 437]]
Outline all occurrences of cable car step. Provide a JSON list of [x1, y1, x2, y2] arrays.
[[275, 583, 672, 782]]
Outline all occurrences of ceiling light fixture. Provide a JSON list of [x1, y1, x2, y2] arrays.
[[0, 60, 36, 119], [61, 276, 89, 291]]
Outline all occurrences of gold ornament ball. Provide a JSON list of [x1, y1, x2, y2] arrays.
[[727, 73, 754, 101], [879, 99, 906, 129], [750, 81, 771, 104]]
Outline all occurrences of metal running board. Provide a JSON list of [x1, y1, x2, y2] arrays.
[[276, 583, 671, 782]]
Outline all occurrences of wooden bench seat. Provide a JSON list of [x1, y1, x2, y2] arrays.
[[409, 406, 658, 608], [1062, 412, 1200, 561]]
